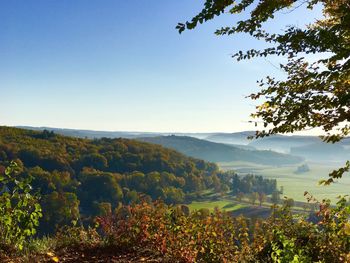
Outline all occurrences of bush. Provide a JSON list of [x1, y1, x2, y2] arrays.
[[0, 162, 42, 251], [97, 201, 261, 262], [54, 225, 101, 249]]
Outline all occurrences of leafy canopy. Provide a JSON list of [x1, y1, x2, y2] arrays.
[[177, 0, 350, 182]]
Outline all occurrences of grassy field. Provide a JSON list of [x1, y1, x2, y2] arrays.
[[188, 199, 246, 212], [186, 197, 309, 219], [218, 161, 350, 202]]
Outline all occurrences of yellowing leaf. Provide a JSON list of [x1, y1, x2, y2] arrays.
[[344, 222, 350, 235]]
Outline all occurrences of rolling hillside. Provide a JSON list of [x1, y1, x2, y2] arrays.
[[16, 126, 164, 139], [137, 135, 303, 165], [17, 126, 350, 162], [205, 133, 350, 162], [205, 131, 255, 145], [290, 142, 349, 162]]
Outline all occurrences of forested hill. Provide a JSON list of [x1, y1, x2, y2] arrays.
[[138, 135, 303, 165], [0, 126, 221, 234], [0, 127, 218, 176]]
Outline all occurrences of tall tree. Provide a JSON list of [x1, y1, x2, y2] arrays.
[[178, 0, 350, 182], [258, 192, 267, 206]]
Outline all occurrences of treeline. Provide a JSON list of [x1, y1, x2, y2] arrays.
[[230, 173, 277, 195]]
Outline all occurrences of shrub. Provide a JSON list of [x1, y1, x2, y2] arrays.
[[54, 225, 101, 249], [0, 161, 42, 251], [97, 201, 261, 262]]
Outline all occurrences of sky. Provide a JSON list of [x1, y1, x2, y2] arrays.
[[0, 0, 323, 133]]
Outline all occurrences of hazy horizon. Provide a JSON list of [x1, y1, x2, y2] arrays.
[[11, 124, 326, 137]]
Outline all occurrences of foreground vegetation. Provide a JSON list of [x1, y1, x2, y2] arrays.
[[2, 197, 350, 262]]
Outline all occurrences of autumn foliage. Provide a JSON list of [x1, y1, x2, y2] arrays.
[[96, 199, 350, 262]]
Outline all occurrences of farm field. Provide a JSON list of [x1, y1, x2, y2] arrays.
[[218, 161, 350, 202], [187, 199, 245, 212], [186, 194, 309, 219]]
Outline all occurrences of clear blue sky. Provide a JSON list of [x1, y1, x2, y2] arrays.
[[0, 0, 322, 132]]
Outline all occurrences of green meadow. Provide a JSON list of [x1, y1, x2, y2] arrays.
[[187, 199, 245, 212], [218, 161, 350, 202]]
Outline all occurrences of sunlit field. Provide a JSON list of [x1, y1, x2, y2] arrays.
[[219, 161, 350, 202], [187, 200, 245, 212]]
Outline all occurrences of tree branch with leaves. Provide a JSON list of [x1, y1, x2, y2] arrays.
[[178, 0, 350, 182]]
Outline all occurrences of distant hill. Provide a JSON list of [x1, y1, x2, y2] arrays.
[[290, 142, 348, 162], [0, 127, 219, 186], [248, 136, 350, 162], [16, 126, 163, 139], [205, 133, 323, 152], [205, 131, 255, 145], [248, 135, 322, 153], [205, 133, 350, 162], [16, 126, 350, 162], [137, 135, 303, 165]]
